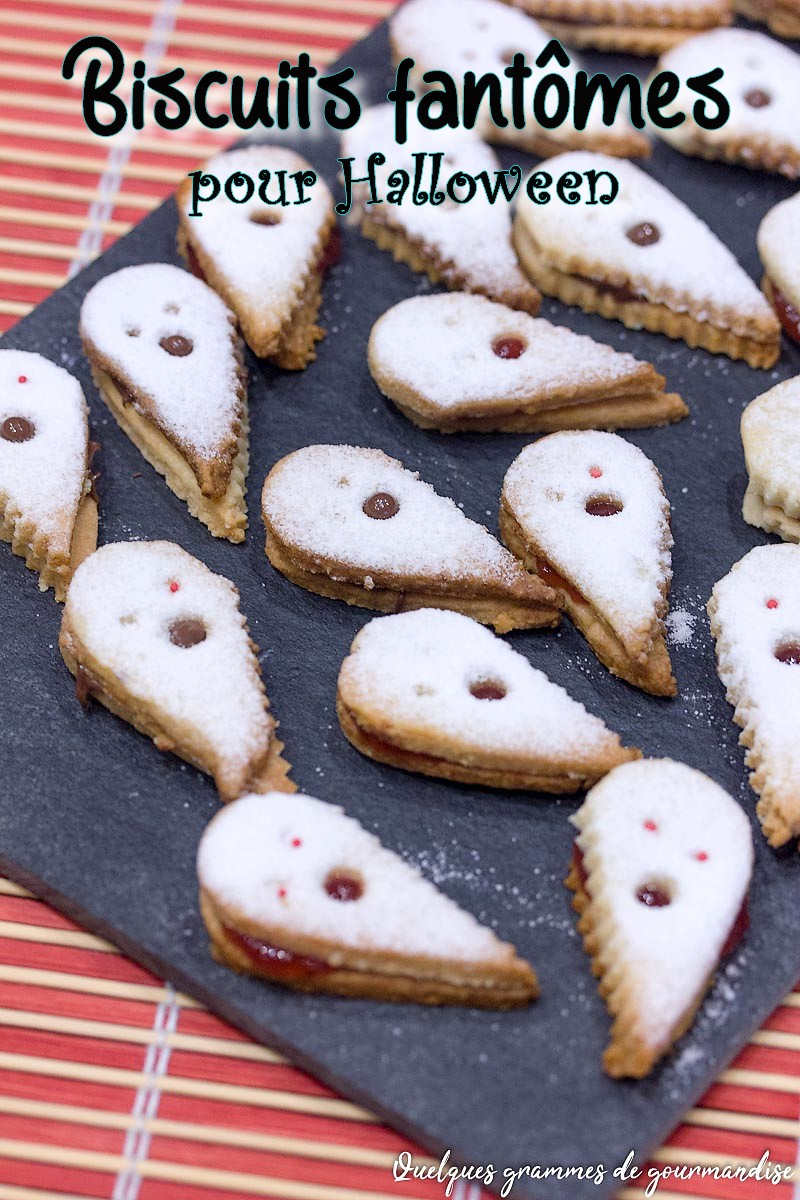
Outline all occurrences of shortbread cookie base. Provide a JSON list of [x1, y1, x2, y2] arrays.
[[513, 218, 781, 369], [200, 889, 538, 1008], [337, 697, 639, 793], [90, 365, 248, 543], [536, 19, 711, 53], [359, 212, 541, 314], [708, 593, 800, 847], [380, 367, 688, 433], [736, 0, 800, 36], [0, 481, 98, 603], [264, 526, 561, 634], [59, 619, 293, 802], [176, 216, 333, 369], [566, 862, 706, 1077], [500, 501, 676, 696], [742, 484, 800, 544]]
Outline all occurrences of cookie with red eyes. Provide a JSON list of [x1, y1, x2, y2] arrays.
[[653, 30, 800, 179], [758, 192, 800, 346], [80, 264, 248, 543], [341, 107, 540, 313], [567, 758, 753, 1078], [709, 544, 800, 847], [390, 0, 649, 158], [0, 350, 98, 601], [59, 541, 293, 802], [514, 152, 781, 369], [337, 609, 640, 792], [504, 0, 731, 55], [741, 378, 800, 542], [500, 431, 676, 696], [176, 146, 337, 368], [197, 790, 538, 1007], [261, 445, 561, 634], [368, 293, 688, 433]]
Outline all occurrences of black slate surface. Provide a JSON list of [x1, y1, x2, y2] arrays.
[[2, 20, 800, 1199]]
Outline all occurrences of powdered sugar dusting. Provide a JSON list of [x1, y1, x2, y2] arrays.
[[197, 790, 512, 963], [0, 350, 88, 551], [80, 263, 242, 459], [339, 609, 629, 764], [64, 542, 272, 797], [516, 151, 774, 331], [263, 444, 528, 589], [758, 191, 800, 305], [368, 293, 652, 413], [666, 607, 696, 646], [574, 759, 753, 1053], [502, 431, 672, 653]]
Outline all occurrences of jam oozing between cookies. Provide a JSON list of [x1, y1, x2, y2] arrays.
[[363, 492, 399, 520], [223, 924, 332, 979], [767, 280, 800, 344], [535, 556, 586, 606], [1, 416, 35, 442]]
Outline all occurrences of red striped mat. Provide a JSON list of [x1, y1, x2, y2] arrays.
[[0, 2, 798, 1196]]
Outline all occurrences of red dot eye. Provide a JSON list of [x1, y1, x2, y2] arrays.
[[695, 851, 709, 862], [589, 466, 603, 479], [169, 580, 180, 593], [766, 598, 779, 610], [277, 886, 287, 899], [17, 375, 27, 384], [290, 837, 302, 848], [643, 819, 657, 832]]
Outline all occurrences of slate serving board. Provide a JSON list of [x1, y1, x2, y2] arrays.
[[2, 20, 800, 1199]]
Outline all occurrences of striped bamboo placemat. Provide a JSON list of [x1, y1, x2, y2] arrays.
[[1, 2, 799, 1196]]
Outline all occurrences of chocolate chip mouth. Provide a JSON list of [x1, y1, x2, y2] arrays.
[[585, 494, 623, 517], [250, 210, 282, 226], [168, 617, 207, 648], [636, 880, 672, 907], [1, 415, 35, 442], [469, 680, 507, 700], [324, 870, 364, 902], [363, 492, 399, 520], [774, 641, 800, 665]]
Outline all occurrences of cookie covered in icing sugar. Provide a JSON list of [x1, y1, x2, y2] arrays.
[[758, 191, 800, 346], [59, 541, 293, 802], [261, 444, 561, 634], [81, 264, 248, 543], [176, 146, 337, 368], [390, 0, 649, 158], [0, 350, 97, 601], [337, 609, 640, 791], [198, 790, 538, 1007], [368, 293, 688, 434], [501, 431, 675, 695], [341, 106, 539, 314], [507, 0, 731, 56], [709, 544, 800, 847], [654, 30, 800, 179], [741, 377, 800, 542], [514, 152, 780, 369], [568, 758, 753, 1077]]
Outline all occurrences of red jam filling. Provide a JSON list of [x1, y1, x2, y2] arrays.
[[585, 495, 624, 517], [775, 641, 800, 665], [223, 923, 332, 980], [492, 335, 526, 359], [768, 279, 800, 344], [470, 681, 507, 700], [570, 842, 749, 958], [317, 224, 341, 274], [637, 883, 671, 907], [535, 556, 586, 606], [574, 273, 645, 304]]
